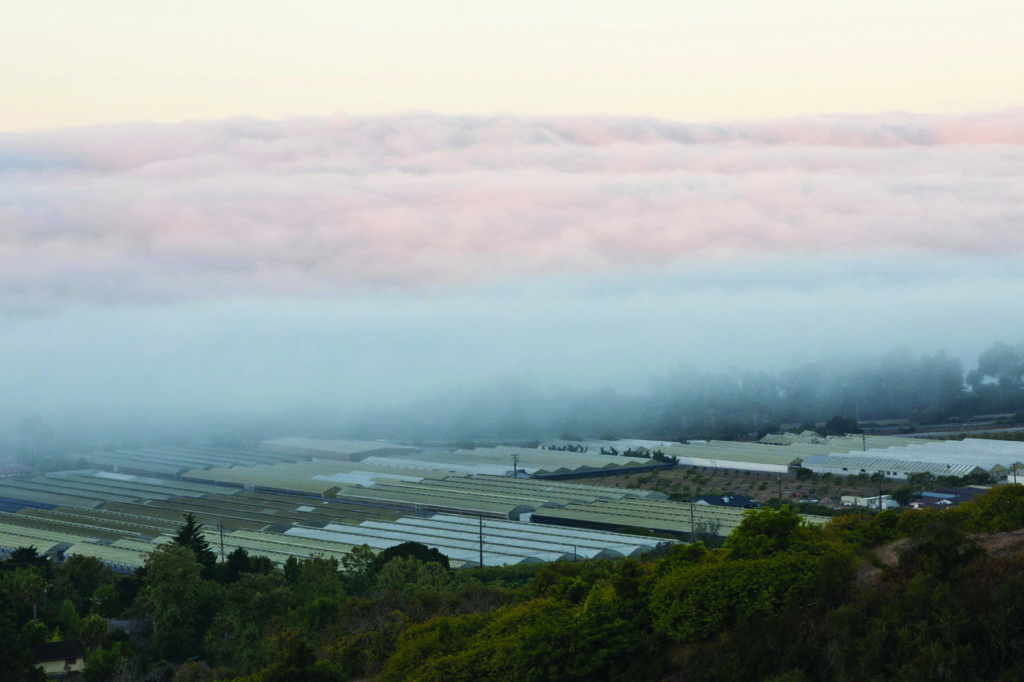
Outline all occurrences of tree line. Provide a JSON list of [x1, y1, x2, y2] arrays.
[[332, 341, 1024, 443], [7, 485, 1024, 679]]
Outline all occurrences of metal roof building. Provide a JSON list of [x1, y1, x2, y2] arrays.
[[798, 438, 1024, 480], [658, 442, 801, 473], [259, 437, 419, 461], [531, 497, 829, 539], [184, 459, 451, 496], [328, 474, 665, 520], [286, 514, 665, 567], [802, 454, 986, 479]]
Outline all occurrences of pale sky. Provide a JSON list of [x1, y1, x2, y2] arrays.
[[3, 0, 1023, 131]]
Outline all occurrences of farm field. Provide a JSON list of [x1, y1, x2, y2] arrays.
[[595, 465, 907, 507]]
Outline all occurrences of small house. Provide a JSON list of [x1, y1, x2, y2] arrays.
[[31, 640, 87, 678]]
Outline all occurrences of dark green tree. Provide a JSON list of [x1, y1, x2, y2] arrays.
[[224, 547, 252, 584], [4, 546, 50, 572], [173, 513, 217, 571], [824, 416, 862, 436], [371, 541, 450, 573], [144, 544, 207, 660], [892, 486, 918, 507]]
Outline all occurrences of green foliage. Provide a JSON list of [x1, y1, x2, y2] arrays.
[[173, 513, 217, 572], [57, 598, 79, 639], [824, 509, 900, 549], [723, 506, 810, 559], [295, 555, 343, 603], [371, 541, 451, 573], [19, 476, 1024, 682], [0, 579, 47, 681], [237, 634, 342, 682], [378, 610, 496, 682], [80, 613, 107, 648], [56, 554, 114, 613], [824, 416, 862, 435], [224, 547, 252, 584], [962, 483, 1024, 532], [373, 556, 454, 618], [650, 551, 854, 642], [893, 485, 916, 507], [795, 503, 835, 517], [339, 544, 376, 596], [382, 586, 665, 682], [10, 567, 47, 621], [144, 544, 208, 659], [204, 573, 294, 674], [897, 513, 985, 581]]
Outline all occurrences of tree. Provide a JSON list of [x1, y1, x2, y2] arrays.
[[224, 547, 252, 584], [976, 342, 1024, 391], [5, 546, 50, 572], [12, 568, 46, 621], [824, 416, 861, 436], [57, 555, 112, 608], [58, 598, 80, 639], [283, 556, 300, 586], [144, 544, 204, 659], [340, 544, 377, 596], [0, 580, 47, 681], [80, 613, 107, 649], [250, 555, 275, 576], [371, 542, 450, 573], [246, 634, 342, 682], [173, 513, 217, 572], [964, 484, 1024, 533], [723, 506, 808, 559], [907, 472, 936, 494], [893, 486, 916, 507], [296, 555, 343, 602], [203, 573, 294, 674]]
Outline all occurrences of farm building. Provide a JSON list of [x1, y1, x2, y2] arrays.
[[530, 497, 829, 540], [259, 437, 419, 461], [286, 514, 665, 567], [801, 438, 1024, 480], [658, 442, 801, 474], [802, 454, 986, 480]]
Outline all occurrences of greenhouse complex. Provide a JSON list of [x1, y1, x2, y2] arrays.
[[4, 435, 1024, 572]]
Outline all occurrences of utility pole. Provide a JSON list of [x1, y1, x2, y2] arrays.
[[862, 433, 867, 452], [878, 472, 883, 512], [478, 515, 484, 570], [512, 453, 519, 478], [573, 545, 577, 562], [1014, 463, 1018, 484], [777, 475, 783, 507], [689, 497, 696, 541], [219, 523, 225, 563]]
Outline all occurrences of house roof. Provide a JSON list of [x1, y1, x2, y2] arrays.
[[31, 640, 87, 661]]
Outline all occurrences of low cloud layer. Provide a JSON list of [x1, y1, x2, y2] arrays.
[[2, 110, 1023, 309], [2, 111, 1023, 440]]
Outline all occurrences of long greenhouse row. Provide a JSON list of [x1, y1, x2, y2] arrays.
[[532, 497, 829, 539]]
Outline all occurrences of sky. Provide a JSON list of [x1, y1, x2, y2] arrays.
[[3, 0, 1024, 130], [1, 2, 1022, 440]]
